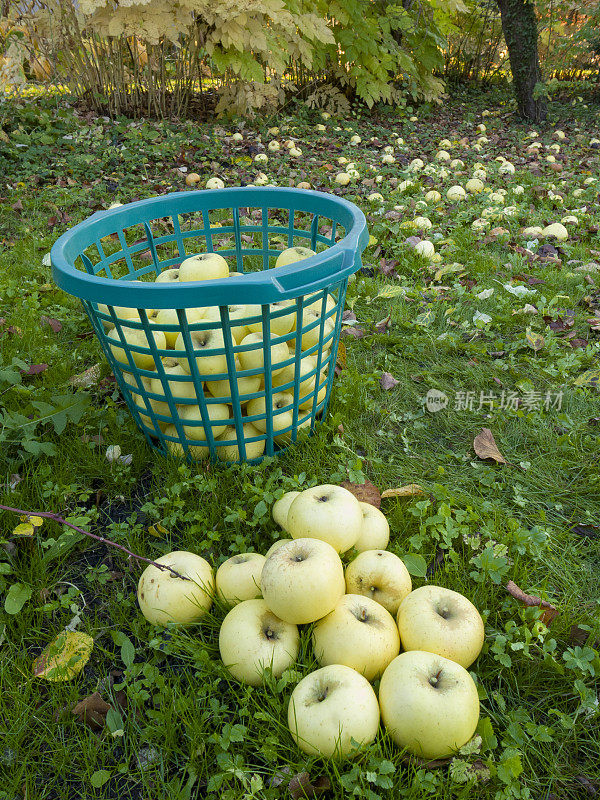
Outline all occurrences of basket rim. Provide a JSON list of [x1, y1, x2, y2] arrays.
[[50, 186, 368, 308]]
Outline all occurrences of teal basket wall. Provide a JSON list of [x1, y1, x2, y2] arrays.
[[51, 187, 368, 463]]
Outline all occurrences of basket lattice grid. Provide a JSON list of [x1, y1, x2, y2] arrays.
[[51, 187, 368, 463]]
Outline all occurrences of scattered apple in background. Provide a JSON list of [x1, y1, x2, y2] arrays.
[[206, 177, 225, 190], [286, 484, 363, 553], [272, 491, 300, 530], [396, 585, 485, 668], [288, 664, 380, 758], [215, 552, 266, 605], [179, 252, 229, 282], [260, 537, 345, 624], [312, 594, 400, 680], [353, 502, 390, 552], [219, 599, 299, 686], [345, 550, 412, 615], [379, 650, 480, 759], [137, 551, 215, 625]]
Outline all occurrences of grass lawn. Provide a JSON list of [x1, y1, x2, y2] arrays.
[[1, 86, 599, 799]]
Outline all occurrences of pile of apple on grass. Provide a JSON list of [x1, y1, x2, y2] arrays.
[[140, 484, 484, 761], [104, 241, 328, 460]]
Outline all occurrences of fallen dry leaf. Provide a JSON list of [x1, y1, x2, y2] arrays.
[[340, 479, 381, 509], [40, 316, 62, 333], [289, 772, 331, 800], [20, 363, 49, 376], [473, 428, 506, 464], [506, 580, 558, 624], [341, 326, 365, 339], [380, 372, 400, 390], [526, 330, 545, 351], [71, 692, 111, 730], [69, 363, 103, 389], [381, 484, 426, 499]]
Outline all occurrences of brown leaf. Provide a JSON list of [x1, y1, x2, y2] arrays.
[[40, 316, 62, 333], [568, 625, 590, 646], [570, 523, 599, 539], [380, 372, 400, 390], [574, 775, 599, 797], [20, 363, 49, 376], [375, 314, 391, 333], [506, 580, 558, 624], [11, 199, 23, 213], [71, 692, 111, 730], [289, 772, 331, 800], [381, 484, 426, 499], [341, 326, 365, 339], [473, 428, 506, 464], [340, 479, 381, 509]]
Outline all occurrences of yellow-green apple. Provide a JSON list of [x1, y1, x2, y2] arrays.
[[246, 392, 294, 438], [272, 355, 326, 410], [163, 423, 211, 459], [178, 400, 230, 441], [264, 538, 292, 558], [215, 423, 265, 461], [286, 484, 363, 553], [300, 308, 334, 351], [216, 553, 266, 605], [246, 300, 296, 336], [288, 664, 380, 758], [179, 252, 229, 282], [272, 491, 300, 530], [174, 328, 227, 376], [345, 550, 411, 615], [219, 598, 299, 686], [303, 293, 336, 317], [275, 247, 316, 268], [260, 537, 345, 624], [137, 551, 214, 625], [149, 357, 198, 402], [238, 332, 290, 376], [201, 304, 249, 343], [97, 302, 149, 331], [378, 650, 480, 759], [109, 326, 166, 371], [155, 268, 180, 283], [205, 355, 261, 403], [353, 503, 390, 552], [396, 585, 485, 668], [151, 307, 206, 348], [312, 594, 400, 680]]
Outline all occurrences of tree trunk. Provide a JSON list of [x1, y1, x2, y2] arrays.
[[496, 0, 547, 122]]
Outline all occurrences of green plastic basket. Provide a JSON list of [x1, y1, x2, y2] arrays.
[[51, 187, 368, 463]]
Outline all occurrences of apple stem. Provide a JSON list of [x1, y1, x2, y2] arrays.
[[0, 503, 190, 580]]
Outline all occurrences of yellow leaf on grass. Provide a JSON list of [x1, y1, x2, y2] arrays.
[[336, 340, 347, 369], [574, 370, 600, 388], [368, 235, 378, 247], [473, 428, 506, 464], [148, 522, 169, 537], [381, 484, 426, 499], [33, 630, 94, 682], [525, 329, 545, 351], [13, 515, 44, 536]]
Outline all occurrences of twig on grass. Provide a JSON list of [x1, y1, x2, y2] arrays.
[[0, 503, 189, 580]]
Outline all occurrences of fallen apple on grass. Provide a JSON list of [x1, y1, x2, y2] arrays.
[[288, 664, 380, 758], [312, 593, 400, 680], [215, 553, 266, 605], [219, 599, 299, 686], [353, 502, 390, 552], [345, 549, 412, 615], [286, 484, 363, 553], [379, 650, 480, 760], [396, 585, 485, 668], [137, 551, 215, 625], [260, 537, 345, 624]]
